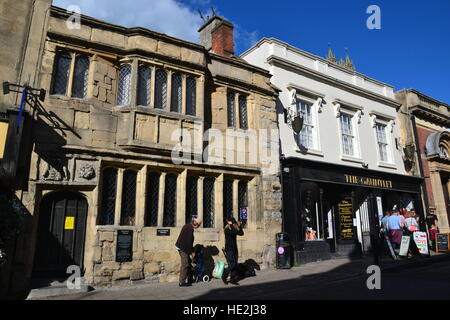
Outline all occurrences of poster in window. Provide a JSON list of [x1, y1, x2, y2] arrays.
[[338, 196, 355, 240]]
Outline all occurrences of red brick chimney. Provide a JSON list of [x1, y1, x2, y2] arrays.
[[199, 15, 234, 57]]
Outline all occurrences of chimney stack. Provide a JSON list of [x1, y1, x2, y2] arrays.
[[199, 15, 234, 57]]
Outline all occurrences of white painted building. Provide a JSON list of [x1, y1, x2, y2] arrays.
[[242, 38, 424, 262]]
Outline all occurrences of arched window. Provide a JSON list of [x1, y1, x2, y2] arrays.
[[137, 65, 151, 106], [186, 76, 196, 116], [171, 73, 182, 112], [117, 64, 132, 106], [155, 69, 167, 109], [72, 55, 90, 98], [99, 168, 118, 225]]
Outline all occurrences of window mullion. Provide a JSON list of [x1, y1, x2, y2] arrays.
[[130, 58, 138, 107], [114, 168, 124, 226], [150, 66, 156, 108], [235, 93, 240, 129], [67, 52, 76, 97], [166, 70, 172, 112], [182, 74, 187, 114]]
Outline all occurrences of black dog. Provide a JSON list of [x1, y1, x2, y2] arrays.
[[232, 259, 260, 282]]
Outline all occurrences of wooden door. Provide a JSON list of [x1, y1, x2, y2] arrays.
[[33, 192, 88, 278]]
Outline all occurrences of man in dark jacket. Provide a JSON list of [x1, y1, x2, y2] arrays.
[[222, 217, 244, 285], [175, 217, 202, 287]]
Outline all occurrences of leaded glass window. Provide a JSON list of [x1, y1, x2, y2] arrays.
[[376, 124, 389, 162], [171, 73, 182, 112], [145, 171, 160, 227], [117, 65, 132, 106], [163, 174, 177, 227], [223, 179, 233, 226], [340, 114, 355, 156], [99, 168, 118, 225], [227, 92, 236, 128], [297, 102, 315, 149], [120, 170, 137, 226], [186, 76, 196, 116], [203, 177, 215, 228], [137, 65, 151, 106], [155, 69, 167, 109], [185, 176, 198, 224], [72, 55, 89, 98], [52, 52, 72, 95], [239, 95, 248, 130], [238, 181, 248, 228]]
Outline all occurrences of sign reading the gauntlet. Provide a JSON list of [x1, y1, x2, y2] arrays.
[[344, 174, 393, 189]]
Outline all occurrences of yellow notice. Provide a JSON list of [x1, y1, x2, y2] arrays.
[[65, 216, 75, 230], [0, 121, 9, 159]]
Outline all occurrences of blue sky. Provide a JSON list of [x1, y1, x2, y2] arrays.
[[53, 0, 450, 103]]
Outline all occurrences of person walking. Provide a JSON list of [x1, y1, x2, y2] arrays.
[[386, 209, 404, 250], [222, 217, 244, 285], [175, 217, 202, 287], [404, 211, 419, 234]]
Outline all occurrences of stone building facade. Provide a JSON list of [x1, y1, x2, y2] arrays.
[[396, 89, 450, 232], [1, 4, 282, 297], [242, 39, 424, 263]]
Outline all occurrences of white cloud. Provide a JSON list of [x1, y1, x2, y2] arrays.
[[52, 0, 204, 43]]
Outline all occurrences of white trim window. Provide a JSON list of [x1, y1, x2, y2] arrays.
[[340, 113, 356, 157], [375, 123, 390, 163], [297, 101, 316, 150]]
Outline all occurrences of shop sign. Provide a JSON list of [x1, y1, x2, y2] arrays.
[[0, 120, 8, 159], [344, 174, 393, 189], [64, 216, 75, 230], [436, 233, 450, 252], [413, 232, 428, 255], [338, 196, 355, 240], [116, 230, 133, 262], [239, 207, 248, 220], [399, 236, 410, 257], [157, 229, 170, 236]]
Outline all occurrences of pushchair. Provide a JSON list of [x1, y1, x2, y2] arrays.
[[192, 244, 210, 283]]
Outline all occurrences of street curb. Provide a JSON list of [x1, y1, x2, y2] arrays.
[[381, 253, 450, 273]]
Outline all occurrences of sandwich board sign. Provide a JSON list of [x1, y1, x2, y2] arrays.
[[399, 236, 410, 257], [413, 232, 429, 255]]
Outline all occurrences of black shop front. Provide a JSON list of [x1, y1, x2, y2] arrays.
[[281, 158, 424, 264]]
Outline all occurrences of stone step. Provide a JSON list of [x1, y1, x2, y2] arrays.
[[26, 278, 92, 300]]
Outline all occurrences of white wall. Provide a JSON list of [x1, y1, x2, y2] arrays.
[[242, 38, 407, 175]]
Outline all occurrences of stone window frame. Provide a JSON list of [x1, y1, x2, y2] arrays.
[[97, 165, 142, 227], [50, 49, 91, 99], [116, 57, 202, 117], [227, 89, 249, 130], [222, 175, 254, 229]]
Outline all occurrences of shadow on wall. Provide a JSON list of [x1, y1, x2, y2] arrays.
[[0, 188, 33, 300]]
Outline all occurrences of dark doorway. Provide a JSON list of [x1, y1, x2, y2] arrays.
[[33, 192, 88, 278], [442, 177, 450, 225]]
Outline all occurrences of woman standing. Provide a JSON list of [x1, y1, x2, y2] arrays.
[[222, 217, 244, 285]]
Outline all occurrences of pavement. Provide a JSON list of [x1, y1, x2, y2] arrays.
[[30, 251, 450, 300]]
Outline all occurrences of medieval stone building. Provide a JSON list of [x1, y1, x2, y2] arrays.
[[0, 2, 282, 298], [396, 89, 450, 233]]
